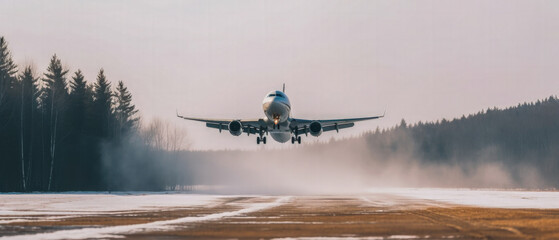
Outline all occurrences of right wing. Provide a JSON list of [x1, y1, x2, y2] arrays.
[[176, 112, 267, 134], [290, 114, 384, 134]]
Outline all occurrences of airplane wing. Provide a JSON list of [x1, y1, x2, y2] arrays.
[[290, 114, 384, 134], [176, 112, 266, 134]]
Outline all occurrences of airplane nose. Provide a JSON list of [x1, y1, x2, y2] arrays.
[[268, 101, 289, 121], [263, 97, 290, 123], [269, 101, 283, 116]]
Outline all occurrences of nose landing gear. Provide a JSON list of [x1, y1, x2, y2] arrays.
[[272, 115, 280, 130], [257, 136, 267, 144]]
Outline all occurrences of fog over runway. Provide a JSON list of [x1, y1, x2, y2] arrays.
[[1, 188, 559, 240]]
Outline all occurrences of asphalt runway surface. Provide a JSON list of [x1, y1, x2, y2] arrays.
[[1, 189, 559, 240]]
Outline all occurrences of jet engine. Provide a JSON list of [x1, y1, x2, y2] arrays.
[[228, 120, 243, 136], [309, 121, 323, 137]]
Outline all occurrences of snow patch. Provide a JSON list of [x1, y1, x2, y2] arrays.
[[368, 188, 559, 209], [0, 196, 291, 240], [0, 193, 220, 216]]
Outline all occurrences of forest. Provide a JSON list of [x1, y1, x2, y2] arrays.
[[361, 97, 559, 188], [1, 36, 558, 192], [0, 36, 140, 191]]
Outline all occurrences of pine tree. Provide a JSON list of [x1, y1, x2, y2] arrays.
[[63, 70, 87, 189], [0, 36, 18, 191], [92, 68, 113, 138], [89, 69, 113, 190], [41, 54, 69, 191], [18, 66, 40, 191], [114, 81, 138, 136], [0, 36, 17, 110], [43, 55, 69, 104], [70, 70, 87, 97], [69, 70, 89, 133]]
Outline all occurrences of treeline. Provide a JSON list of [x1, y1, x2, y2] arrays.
[[0, 36, 139, 192], [362, 96, 559, 187]]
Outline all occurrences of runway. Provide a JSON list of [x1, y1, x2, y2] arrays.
[[1, 189, 559, 239]]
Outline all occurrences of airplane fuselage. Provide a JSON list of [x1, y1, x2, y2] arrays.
[[262, 90, 292, 143]]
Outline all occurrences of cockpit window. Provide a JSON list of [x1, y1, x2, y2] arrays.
[[268, 93, 285, 98]]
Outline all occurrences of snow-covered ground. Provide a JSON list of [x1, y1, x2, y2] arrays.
[[0, 196, 291, 240], [1, 189, 559, 239], [0, 193, 223, 216], [1, 189, 558, 217], [368, 188, 559, 209]]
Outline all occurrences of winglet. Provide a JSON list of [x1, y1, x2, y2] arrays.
[[381, 105, 387, 118], [283, 83, 285, 93]]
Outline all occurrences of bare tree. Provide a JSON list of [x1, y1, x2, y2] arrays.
[[141, 118, 189, 151]]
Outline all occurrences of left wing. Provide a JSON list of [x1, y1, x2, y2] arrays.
[[176, 112, 266, 134], [290, 114, 384, 134]]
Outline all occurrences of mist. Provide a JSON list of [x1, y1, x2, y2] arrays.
[[101, 114, 552, 194], [175, 139, 545, 195]]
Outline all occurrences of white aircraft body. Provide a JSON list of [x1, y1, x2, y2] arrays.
[[177, 85, 383, 144]]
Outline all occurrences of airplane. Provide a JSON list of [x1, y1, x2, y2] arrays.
[[177, 84, 384, 144]]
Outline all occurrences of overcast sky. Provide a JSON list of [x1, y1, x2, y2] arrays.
[[1, 0, 558, 150]]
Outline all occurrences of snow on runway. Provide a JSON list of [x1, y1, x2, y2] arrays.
[[368, 188, 559, 209], [1, 189, 559, 239], [0, 193, 220, 216], [0, 196, 291, 240]]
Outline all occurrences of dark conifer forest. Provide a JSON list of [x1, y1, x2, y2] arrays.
[[0, 37, 139, 191], [360, 97, 559, 187], [1, 36, 558, 191]]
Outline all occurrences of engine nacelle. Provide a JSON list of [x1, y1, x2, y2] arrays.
[[309, 121, 323, 137], [228, 120, 243, 136]]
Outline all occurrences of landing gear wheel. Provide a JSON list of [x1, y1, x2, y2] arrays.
[[297, 136, 301, 144], [291, 136, 295, 144], [263, 137, 267, 144], [257, 137, 261, 145]]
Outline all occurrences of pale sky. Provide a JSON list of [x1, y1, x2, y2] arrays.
[[1, 0, 558, 150]]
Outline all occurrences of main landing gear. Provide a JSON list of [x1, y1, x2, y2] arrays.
[[291, 136, 301, 144], [257, 136, 267, 144]]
